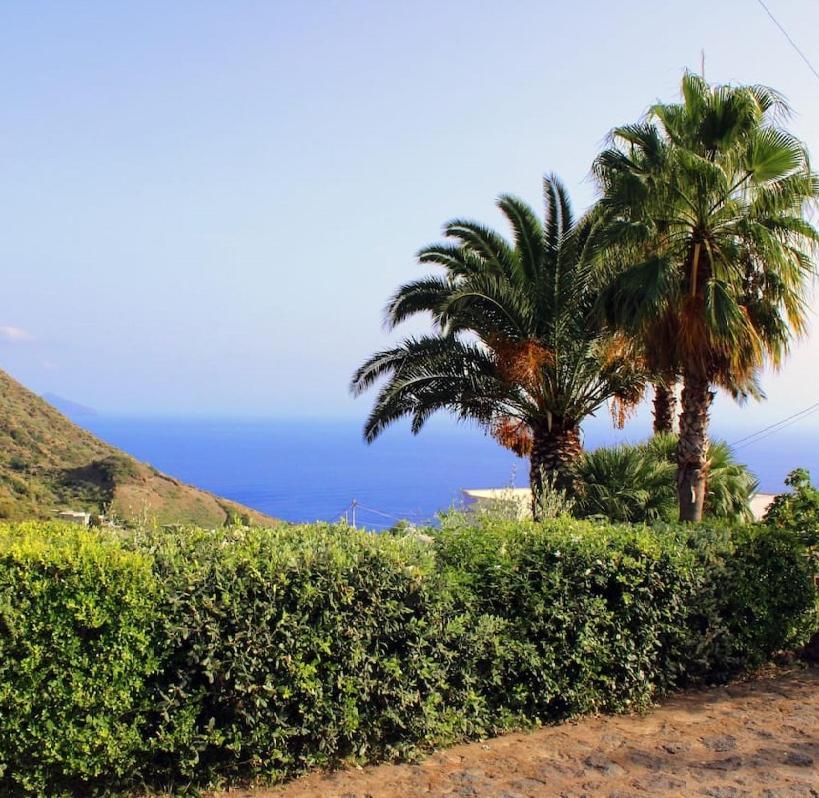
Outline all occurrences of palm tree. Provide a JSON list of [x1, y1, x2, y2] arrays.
[[351, 176, 644, 518], [593, 73, 818, 521]]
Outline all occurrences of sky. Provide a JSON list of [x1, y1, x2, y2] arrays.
[[1, 0, 819, 430]]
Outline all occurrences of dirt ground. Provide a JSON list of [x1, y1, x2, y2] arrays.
[[214, 666, 819, 798]]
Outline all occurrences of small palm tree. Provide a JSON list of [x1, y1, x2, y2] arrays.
[[593, 73, 819, 521], [574, 434, 757, 524], [574, 443, 676, 523], [351, 176, 645, 518]]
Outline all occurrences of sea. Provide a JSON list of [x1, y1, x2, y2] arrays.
[[80, 414, 819, 527]]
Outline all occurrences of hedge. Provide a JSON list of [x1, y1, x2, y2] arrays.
[[0, 518, 814, 795], [0, 523, 158, 796]]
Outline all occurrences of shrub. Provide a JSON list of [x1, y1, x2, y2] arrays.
[[133, 525, 464, 788], [0, 523, 159, 796], [646, 523, 815, 681], [764, 468, 819, 552], [0, 518, 814, 794], [436, 517, 814, 698]]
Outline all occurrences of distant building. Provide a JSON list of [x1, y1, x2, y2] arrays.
[[463, 488, 775, 522], [462, 488, 532, 520], [56, 510, 92, 526]]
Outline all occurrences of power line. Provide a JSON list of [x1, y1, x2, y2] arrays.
[[730, 400, 819, 445], [322, 498, 433, 530], [324, 501, 356, 524], [354, 503, 407, 521], [730, 399, 819, 450], [755, 0, 819, 84]]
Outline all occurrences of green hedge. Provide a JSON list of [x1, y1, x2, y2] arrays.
[[0, 518, 814, 795], [0, 523, 158, 796]]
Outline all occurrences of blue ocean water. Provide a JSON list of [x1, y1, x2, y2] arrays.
[[81, 415, 819, 525]]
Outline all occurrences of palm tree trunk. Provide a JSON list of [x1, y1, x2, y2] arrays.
[[529, 418, 582, 520], [652, 380, 677, 435], [677, 372, 713, 522]]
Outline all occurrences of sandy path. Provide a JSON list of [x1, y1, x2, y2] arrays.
[[214, 666, 819, 798]]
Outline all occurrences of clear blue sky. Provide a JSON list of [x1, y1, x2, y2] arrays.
[[1, 0, 818, 424]]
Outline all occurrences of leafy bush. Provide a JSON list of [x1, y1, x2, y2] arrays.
[[646, 522, 816, 680], [0, 518, 814, 795], [0, 523, 159, 796], [436, 516, 813, 694], [134, 525, 464, 788], [574, 434, 757, 523], [764, 468, 819, 551]]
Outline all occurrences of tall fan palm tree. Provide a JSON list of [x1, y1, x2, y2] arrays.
[[593, 73, 818, 521], [351, 176, 644, 518]]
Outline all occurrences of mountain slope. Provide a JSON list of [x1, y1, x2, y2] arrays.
[[0, 370, 276, 526]]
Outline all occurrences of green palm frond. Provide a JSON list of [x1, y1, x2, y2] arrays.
[[597, 256, 677, 330], [747, 127, 808, 181], [496, 193, 544, 284], [442, 219, 518, 276], [384, 276, 454, 329], [416, 243, 489, 276], [351, 335, 511, 442], [437, 272, 535, 339]]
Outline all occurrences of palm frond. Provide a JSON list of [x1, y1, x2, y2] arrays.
[[384, 275, 454, 329]]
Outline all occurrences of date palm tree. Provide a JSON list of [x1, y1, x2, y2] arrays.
[[593, 73, 818, 521], [351, 176, 644, 518]]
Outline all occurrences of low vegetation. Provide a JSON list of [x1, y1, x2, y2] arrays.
[[765, 468, 819, 558], [0, 517, 814, 795]]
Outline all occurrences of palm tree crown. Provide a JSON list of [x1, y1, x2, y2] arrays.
[[351, 175, 644, 516], [593, 73, 819, 520]]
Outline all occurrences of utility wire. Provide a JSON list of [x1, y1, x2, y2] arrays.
[[756, 0, 819, 83], [730, 399, 819, 449], [323, 499, 433, 529], [733, 406, 819, 450], [325, 501, 356, 523], [354, 503, 402, 521]]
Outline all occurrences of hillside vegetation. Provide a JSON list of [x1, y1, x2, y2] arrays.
[[0, 369, 274, 526]]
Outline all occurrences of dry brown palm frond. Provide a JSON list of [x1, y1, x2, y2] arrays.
[[642, 311, 680, 374], [489, 336, 553, 392], [610, 380, 646, 429], [676, 297, 713, 377], [599, 331, 640, 368], [491, 416, 533, 456]]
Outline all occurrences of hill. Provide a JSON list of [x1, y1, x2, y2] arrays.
[[0, 369, 276, 526]]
